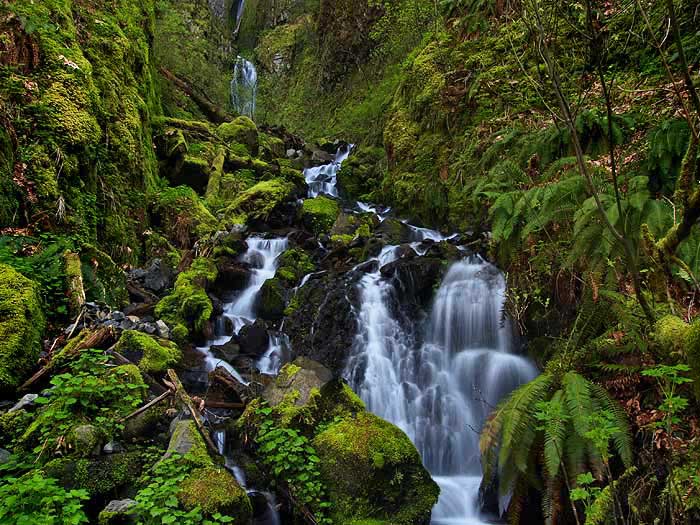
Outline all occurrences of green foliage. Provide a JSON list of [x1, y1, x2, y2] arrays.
[[0, 472, 89, 525], [481, 371, 632, 520], [26, 350, 145, 455], [645, 119, 690, 195], [134, 456, 236, 525], [254, 404, 332, 523]]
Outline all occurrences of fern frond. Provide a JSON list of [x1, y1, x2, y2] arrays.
[[589, 383, 633, 467], [542, 390, 568, 478], [562, 372, 596, 438]]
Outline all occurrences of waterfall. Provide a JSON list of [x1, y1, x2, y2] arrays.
[[234, 0, 246, 34], [197, 236, 288, 380], [347, 255, 538, 524], [231, 56, 257, 118], [304, 145, 352, 198]]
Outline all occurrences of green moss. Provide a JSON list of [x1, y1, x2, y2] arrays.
[[155, 258, 217, 340], [41, 80, 101, 146], [257, 278, 286, 320], [278, 363, 302, 383], [276, 248, 315, 285], [178, 467, 253, 519], [222, 178, 294, 227], [166, 420, 212, 468], [655, 315, 689, 358], [302, 196, 340, 235], [144, 232, 182, 269], [115, 331, 182, 374], [313, 411, 439, 524], [0, 410, 30, 449], [685, 320, 700, 402], [79, 244, 128, 307], [338, 146, 386, 200], [217, 117, 259, 156], [0, 264, 46, 392], [151, 186, 218, 248], [44, 452, 143, 497]]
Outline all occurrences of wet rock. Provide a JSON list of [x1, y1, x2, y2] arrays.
[[214, 257, 250, 291], [381, 257, 444, 310], [263, 357, 333, 408], [142, 259, 174, 293], [211, 339, 241, 362], [375, 218, 412, 244], [238, 321, 269, 357], [285, 273, 357, 376], [254, 278, 285, 321], [156, 320, 170, 339], [103, 440, 124, 454], [98, 499, 138, 525], [9, 393, 38, 413], [112, 311, 125, 322], [0, 448, 10, 464]]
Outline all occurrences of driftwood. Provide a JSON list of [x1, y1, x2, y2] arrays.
[[159, 67, 231, 124], [204, 400, 245, 410], [20, 326, 115, 391], [210, 366, 258, 403], [167, 369, 219, 455]]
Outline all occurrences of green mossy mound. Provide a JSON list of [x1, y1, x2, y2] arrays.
[[652, 316, 700, 401], [0, 264, 46, 392], [338, 146, 386, 200], [313, 411, 440, 524], [150, 186, 218, 248], [222, 178, 295, 227], [115, 330, 182, 374], [217, 117, 260, 156], [277, 248, 315, 285], [256, 278, 286, 321], [178, 466, 253, 520], [302, 196, 340, 235], [79, 245, 129, 307], [155, 258, 217, 342]]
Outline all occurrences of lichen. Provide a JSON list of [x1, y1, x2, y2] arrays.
[[0, 264, 46, 392]]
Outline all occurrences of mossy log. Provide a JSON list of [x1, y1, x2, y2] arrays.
[[159, 67, 232, 124]]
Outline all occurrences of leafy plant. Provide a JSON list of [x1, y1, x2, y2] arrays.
[[28, 350, 144, 455], [134, 456, 233, 525], [0, 472, 89, 525], [254, 404, 332, 524]]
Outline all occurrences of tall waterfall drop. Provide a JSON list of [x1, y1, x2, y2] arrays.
[[231, 56, 257, 118], [347, 255, 538, 524]]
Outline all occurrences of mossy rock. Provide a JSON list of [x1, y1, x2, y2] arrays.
[[655, 315, 689, 358], [0, 264, 46, 392], [79, 245, 129, 307], [164, 420, 212, 468], [217, 117, 259, 156], [115, 330, 182, 374], [337, 146, 386, 200], [313, 412, 439, 524], [155, 258, 217, 341], [45, 452, 144, 497], [256, 278, 285, 321], [150, 186, 218, 249], [302, 196, 340, 235], [223, 178, 295, 227], [0, 410, 30, 449], [177, 466, 252, 520], [259, 132, 286, 160], [276, 248, 315, 286]]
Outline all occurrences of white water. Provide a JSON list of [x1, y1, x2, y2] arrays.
[[231, 56, 257, 118], [258, 332, 291, 375], [304, 145, 351, 198], [197, 237, 288, 382], [234, 0, 246, 34], [347, 255, 538, 524]]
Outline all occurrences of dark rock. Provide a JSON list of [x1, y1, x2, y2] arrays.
[[211, 338, 241, 362], [141, 259, 174, 294], [210, 294, 224, 316], [254, 278, 285, 321], [112, 311, 125, 322], [375, 218, 412, 244], [215, 257, 250, 291], [142, 323, 157, 335], [238, 321, 269, 357], [103, 440, 124, 454], [381, 257, 444, 310], [0, 448, 11, 464], [285, 273, 358, 376]]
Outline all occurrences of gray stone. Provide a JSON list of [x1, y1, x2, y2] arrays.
[[112, 311, 125, 321], [286, 148, 297, 158], [156, 320, 170, 339], [142, 322, 157, 335], [263, 357, 333, 408], [9, 393, 38, 413], [0, 448, 11, 464], [142, 259, 173, 294], [103, 440, 124, 454], [99, 499, 138, 525], [71, 424, 102, 456]]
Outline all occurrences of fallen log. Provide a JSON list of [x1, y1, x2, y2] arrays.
[[119, 389, 173, 423], [159, 67, 231, 124]]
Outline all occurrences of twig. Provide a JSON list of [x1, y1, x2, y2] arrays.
[[119, 390, 173, 423]]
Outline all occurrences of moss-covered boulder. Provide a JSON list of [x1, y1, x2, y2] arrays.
[[338, 146, 386, 200], [256, 278, 286, 321], [313, 412, 440, 524], [150, 186, 218, 248], [45, 452, 144, 497], [222, 178, 295, 227], [276, 248, 315, 286], [0, 264, 46, 392], [653, 316, 700, 401], [178, 466, 252, 520], [115, 330, 181, 374], [155, 258, 218, 342], [217, 117, 259, 156], [302, 196, 340, 235]]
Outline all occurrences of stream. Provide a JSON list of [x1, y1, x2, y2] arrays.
[[196, 145, 538, 523]]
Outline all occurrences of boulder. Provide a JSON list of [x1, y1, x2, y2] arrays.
[[211, 338, 241, 362], [255, 279, 285, 321], [262, 357, 333, 409], [216, 116, 259, 156], [375, 218, 413, 244], [313, 411, 440, 524], [177, 466, 252, 521], [98, 499, 138, 525], [115, 330, 181, 374], [44, 452, 143, 497], [0, 264, 46, 392], [69, 424, 102, 457], [380, 257, 444, 309], [301, 196, 340, 236], [238, 320, 270, 357]]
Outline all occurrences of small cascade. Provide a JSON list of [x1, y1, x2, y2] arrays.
[[234, 0, 246, 34], [197, 237, 288, 380], [258, 332, 291, 375], [231, 56, 257, 118], [304, 145, 351, 198], [347, 255, 538, 524]]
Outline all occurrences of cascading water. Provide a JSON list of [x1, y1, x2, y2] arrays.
[[304, 145, 352, 198], [347, 254, 538, 524], [234, 0, 246, 34], [231, 56, 257, 118]]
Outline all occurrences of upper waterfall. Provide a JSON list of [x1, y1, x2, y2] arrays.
[[231, 56, 257, 118]]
